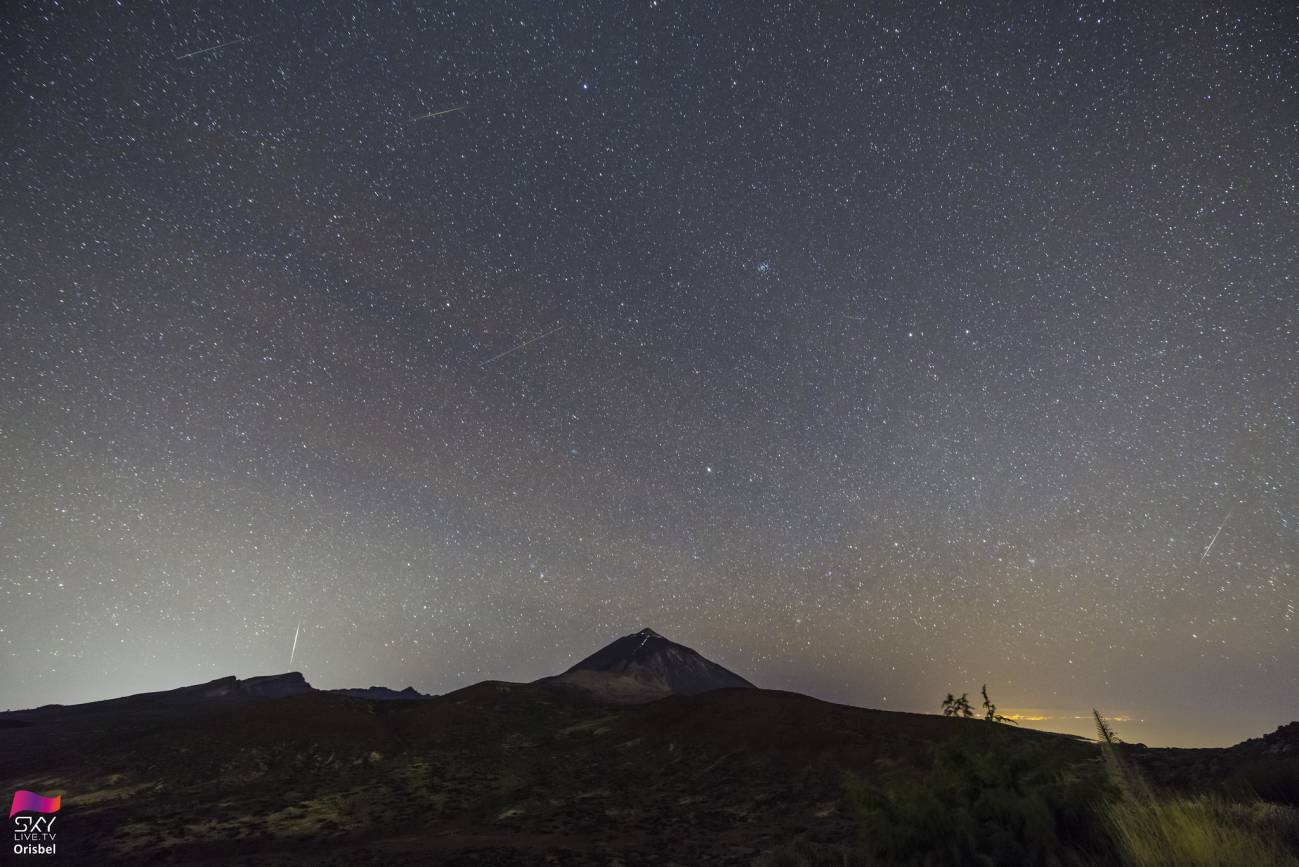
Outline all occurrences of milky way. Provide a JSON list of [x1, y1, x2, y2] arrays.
[[1, 2, 1295, 746]]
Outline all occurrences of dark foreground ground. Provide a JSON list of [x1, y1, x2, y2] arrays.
[[2, 683, 1296, 865]]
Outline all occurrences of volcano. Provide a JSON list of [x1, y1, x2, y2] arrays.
[[539, 627, 755, 703]]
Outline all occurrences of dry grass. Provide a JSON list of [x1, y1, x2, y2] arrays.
[[1104, 791, 1299, 867], [1096, 711, 1299, 867]]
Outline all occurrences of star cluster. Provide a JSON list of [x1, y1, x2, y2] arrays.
[[1, 1, 1295, 746]]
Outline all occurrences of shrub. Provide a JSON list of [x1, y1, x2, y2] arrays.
[[844, 727, 1113, 866]]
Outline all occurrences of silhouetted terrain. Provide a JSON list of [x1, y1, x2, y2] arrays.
[[2, 633, 1296, 865], [328, 686, 430, 702], [0, 682, 1073, 865]]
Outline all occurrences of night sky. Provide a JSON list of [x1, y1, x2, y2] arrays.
[[2, 1, 1295, 747]]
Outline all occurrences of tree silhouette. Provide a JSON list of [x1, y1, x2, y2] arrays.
[[941, 686, 1016, 723], [940, 693, 973, 717], [981, 684, 1018, 724], [943, 692, 974, 718], [1093, 708, 1119, 745]]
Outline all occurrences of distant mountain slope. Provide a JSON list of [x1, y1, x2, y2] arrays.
[[538, 627, 755, 703], [1234, 721, 1299, 756], [330, 686, 430, 701], [238, 672, 315, 699], [4, 672, 314, 720], [2, 672, 431, 722]]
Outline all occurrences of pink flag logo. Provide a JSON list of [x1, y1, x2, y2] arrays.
[[8, 790, 61, 819]]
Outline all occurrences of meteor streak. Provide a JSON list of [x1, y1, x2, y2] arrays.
[[1199, 508, 1232, 564], [480, 324, 566, 367], [289, 618, 302, 667], [409, 106, 466, 122], [175, 36, 251, 60]]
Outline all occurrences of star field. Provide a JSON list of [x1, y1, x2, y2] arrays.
[[1, 1, 1295, 746]]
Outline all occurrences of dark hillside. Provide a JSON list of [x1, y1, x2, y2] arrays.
[[0, 681, 1095, 866]]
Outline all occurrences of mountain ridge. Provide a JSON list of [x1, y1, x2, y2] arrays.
[[537, 627, 756, 704]]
